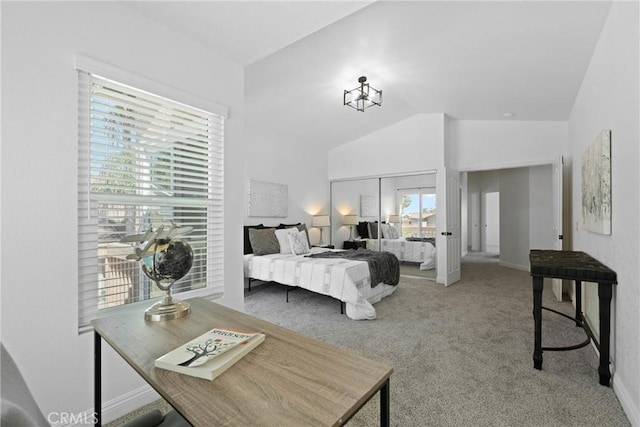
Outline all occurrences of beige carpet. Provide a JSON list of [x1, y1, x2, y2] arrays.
[[105, 399, 172, 427], [243, 256, 629, 426]]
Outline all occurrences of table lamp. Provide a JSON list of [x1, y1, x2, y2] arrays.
[[312, 215, 331, 245], [343, 215, 359, 241]]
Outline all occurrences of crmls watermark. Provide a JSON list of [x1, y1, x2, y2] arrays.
[[48, 412, 98, 425]]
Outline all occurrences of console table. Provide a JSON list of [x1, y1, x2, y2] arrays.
[[92, 297, 392, 426], [529, 250, 617, 386]]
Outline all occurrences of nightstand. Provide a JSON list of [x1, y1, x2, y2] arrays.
[[343, 240, 366, 250]]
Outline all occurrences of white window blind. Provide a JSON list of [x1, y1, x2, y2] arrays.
[[78, 71, 224, 332]]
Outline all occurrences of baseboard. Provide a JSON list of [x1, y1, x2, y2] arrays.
[[570, 290, 635, 425], [55, 384, 159, 427], [613, 377, 639, 426], [498, 260, 529, 272]]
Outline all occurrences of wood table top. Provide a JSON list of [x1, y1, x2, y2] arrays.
[[93, 297, 393, 426], [529, 249, 617, 283]]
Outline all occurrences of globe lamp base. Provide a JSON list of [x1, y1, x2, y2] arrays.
[[144, 299, 191, 321]]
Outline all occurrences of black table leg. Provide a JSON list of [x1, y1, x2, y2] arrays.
[[94, 330, 102, 426], [380, 378, 390, 427], [533, 276, 543, 370], [574, 280, 582, 326], [598, 283, 613, 386]]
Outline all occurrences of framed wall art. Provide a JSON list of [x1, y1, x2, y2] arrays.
[[360, 194, 378, 218], [248, 179, 288, 217], [581, 130, 611, 235]]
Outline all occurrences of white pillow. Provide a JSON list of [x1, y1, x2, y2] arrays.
[[388, 225, 399, 239], [288, 230, 310, 255], [380, 223, 390, 238], [275, 228, 296, 254]]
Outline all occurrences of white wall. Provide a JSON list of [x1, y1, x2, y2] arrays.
[[499, 169, 529, 269], [242, 130, 330, 245], [1, 2, 245, 423], [529, 165, 554, 251], [451, 120, 568, 171], [567, 2, 640, 424], [328, 114, 443, 180]]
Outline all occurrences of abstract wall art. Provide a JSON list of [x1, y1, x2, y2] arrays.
[[248, 179, 288, 217], [360, 194, 378, 218], [582, 130, 611, 235]]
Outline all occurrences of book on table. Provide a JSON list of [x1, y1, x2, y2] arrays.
[[155, 328, 265, 380]]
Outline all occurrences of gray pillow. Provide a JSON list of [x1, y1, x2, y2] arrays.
[[248, 228, 280, 255]]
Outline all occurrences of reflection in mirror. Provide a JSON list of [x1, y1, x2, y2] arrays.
[[330, 173, 437, 279], [330, 177, 379, 250], [380, 173, 438, 278]]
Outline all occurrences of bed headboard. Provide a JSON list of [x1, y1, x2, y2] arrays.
[[244, 223, 310, 254]]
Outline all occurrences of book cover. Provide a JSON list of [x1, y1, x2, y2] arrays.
[[155, 328, 265, 380]]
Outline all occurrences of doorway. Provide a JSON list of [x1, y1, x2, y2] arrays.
[[464, 164, 556, 271]]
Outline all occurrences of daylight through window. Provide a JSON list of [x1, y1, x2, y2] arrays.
[[398, 188, 436, 238]]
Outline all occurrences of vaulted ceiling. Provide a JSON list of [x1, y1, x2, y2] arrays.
[[121, 1, 612, 150]]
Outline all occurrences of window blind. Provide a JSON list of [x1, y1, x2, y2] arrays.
[[78, 71, 224, 332]]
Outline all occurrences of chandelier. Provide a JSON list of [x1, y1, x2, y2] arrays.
[[343, 76, 382, 112]]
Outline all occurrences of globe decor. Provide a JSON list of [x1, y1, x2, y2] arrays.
[[120, 222, 194, 321]]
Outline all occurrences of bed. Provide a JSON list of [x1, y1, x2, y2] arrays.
[[356, 221, 437, 270], [365, 237, 437, 270], [243, 223, 398, 320]]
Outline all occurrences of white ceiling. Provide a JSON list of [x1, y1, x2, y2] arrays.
[[121, 1, 613, 150], [121, 1, 373, 66]]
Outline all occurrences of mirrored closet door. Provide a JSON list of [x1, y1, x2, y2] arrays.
[[330, 172, 438, 280]]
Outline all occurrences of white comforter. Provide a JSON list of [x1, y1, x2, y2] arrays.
[[366, 238, 436, 270], [244, 248, 396, 320]]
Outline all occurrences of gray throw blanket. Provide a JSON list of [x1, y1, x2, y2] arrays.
[[306, 248, 400, 287]]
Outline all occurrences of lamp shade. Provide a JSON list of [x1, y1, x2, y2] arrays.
[[388, 214, 400, 224], [343, 215, 359, 226], [312, 215, 330, 227]]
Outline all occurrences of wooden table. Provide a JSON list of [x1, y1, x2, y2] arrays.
[[92, 297, 393, 426], [529, 250, 617, 386]]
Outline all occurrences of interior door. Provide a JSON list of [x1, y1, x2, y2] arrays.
[[551, 156, 564, 301], [470, 192, 480, 251], [483, 192, 500, 253], [442, 167, 461, 286]]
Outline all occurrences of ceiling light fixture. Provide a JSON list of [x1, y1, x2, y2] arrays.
[[343, 76, 382, 112]]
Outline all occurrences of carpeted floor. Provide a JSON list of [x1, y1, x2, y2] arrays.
[[105, 399, 173, 427], [108, 255, 630, 426], [242, 256, 629, 426]]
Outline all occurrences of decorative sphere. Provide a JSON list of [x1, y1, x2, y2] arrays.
[[141, 238, 194, 291]]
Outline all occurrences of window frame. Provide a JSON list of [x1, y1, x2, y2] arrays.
[[76, 55, 228, 333], [397, 187, 437, 238]]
